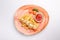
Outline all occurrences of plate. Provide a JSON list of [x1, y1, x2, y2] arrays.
[[14, 5, 49, 35]]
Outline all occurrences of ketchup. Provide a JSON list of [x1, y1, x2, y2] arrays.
[[36, 14, 42, 21]]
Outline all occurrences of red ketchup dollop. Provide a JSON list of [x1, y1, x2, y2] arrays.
[[36, 14, 42, 22]]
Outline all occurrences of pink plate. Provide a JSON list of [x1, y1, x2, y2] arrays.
[[14, 5, 49, 35]]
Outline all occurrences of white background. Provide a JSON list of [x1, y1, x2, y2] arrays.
[[0, 0, 60, 40]]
